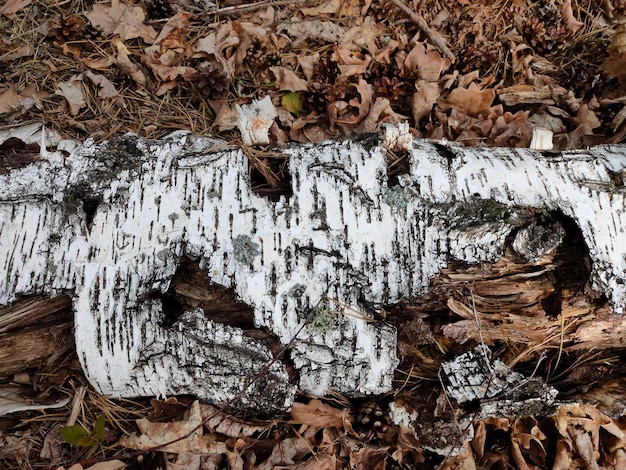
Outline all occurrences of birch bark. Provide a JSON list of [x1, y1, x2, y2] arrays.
[[0, 124, 624, 412]]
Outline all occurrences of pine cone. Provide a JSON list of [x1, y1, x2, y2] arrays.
[[47, 14, 86, 43], [197, 62, 231, 100], [354, 399, 395, 444]]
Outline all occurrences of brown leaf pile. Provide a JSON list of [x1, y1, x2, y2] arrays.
[[0, 0, 623, 149]]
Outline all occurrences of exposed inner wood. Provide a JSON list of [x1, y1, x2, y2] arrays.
[[161, 255, 255, 329], [0, 295, 73, 378]]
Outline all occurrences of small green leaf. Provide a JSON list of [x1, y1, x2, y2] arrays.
[[60, 424, 92, 446], [60, 414, 106, 447], [282, 92, 303, 116], [93, 414, 106, 443]]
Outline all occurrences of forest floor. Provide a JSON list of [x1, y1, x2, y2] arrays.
[[2, 0, 626, 468]]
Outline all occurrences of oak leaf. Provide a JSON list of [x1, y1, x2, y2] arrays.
[[404, 42, 451, 82], [119, 401, 227, 454], [438, 82, 495, 117], [412, 80, 440, 125], [55, 74, 86, 116], [86, 0, 157, 43]]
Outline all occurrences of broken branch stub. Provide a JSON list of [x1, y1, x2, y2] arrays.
[[0, 125, 625, 412]]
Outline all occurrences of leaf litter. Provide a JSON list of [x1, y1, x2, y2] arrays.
[[2, 0, 626, 468]]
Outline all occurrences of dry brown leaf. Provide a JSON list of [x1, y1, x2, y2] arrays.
[[194, 22, 266, 78], [560, 0, 583, 36], [572, 426, 600, 469], [334, 44, 371, 67], [256, 427, 319, 470], [552, 438, 572, 470], [404, 42, 451, 82], [84, 70, 118, 98], [112, 37, 146, 86], [81, 56, 115, 70], [290, 399, 352, 429], [270, 66, 308, 92], [297, 53, 320, 81], [350, 447, 387, 470], [0, 41, 31, 62], [0, 86, 21, 113], [359, 97, 407, 134], [341, 18, 384, 57], [412, 80, 440, 125], [55, 74, 86, 116], [119, 401, 228, 454], [300, 0, 340, 16], [200, 403, 266, 437], [155, 80, 177, 95], [0, 0, 31, 19], [148, 63, 197, 82], [490, 109, 532, 147], [602, 24, 626, 85], [152, 11, 190, 49], [210, 100, 238, 131], [285, 20, 346, 46], [86, 0, 157, 43], [328, 79, 374, 129], [438, 83, 495, 117]]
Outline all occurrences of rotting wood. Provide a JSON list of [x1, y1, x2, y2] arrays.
[[0, 124, 625, 414], [0, 295, 73, 377]]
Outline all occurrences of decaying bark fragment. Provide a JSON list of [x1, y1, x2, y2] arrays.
[[0, 124, 625, 413], [442, 345, 559, 419]]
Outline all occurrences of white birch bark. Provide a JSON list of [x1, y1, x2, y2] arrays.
[[0, 124, 625, 412]]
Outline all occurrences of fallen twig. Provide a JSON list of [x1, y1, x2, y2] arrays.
[[388, 0, 456, 62]]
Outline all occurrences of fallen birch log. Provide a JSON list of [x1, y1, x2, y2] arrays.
[[0, 123, 625, 413]]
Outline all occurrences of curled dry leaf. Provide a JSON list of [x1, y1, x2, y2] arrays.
[[560, 0, 583, 36], [412, 80, 440, 125], [112, 37, 146, 86], [55, 74, 86, 116], [194, 22, 267, 78], [152, 11, 190, 49], [297, 53, 320, 81], [85, 0, 157, 43], [329, 79, 374, 129]]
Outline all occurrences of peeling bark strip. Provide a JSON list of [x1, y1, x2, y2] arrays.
[[1, 125, 625, 411]]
